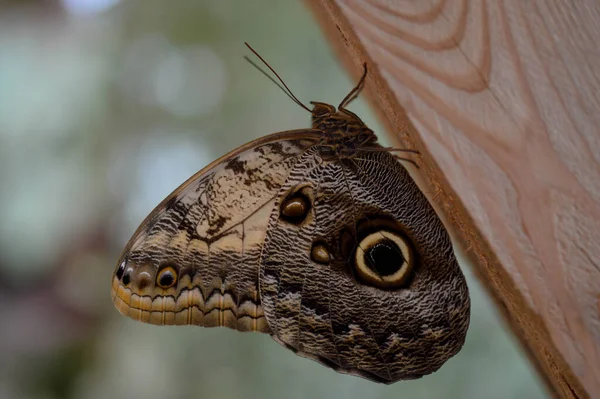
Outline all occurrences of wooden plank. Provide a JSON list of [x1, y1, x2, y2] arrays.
[[305, 1, 600, 398]]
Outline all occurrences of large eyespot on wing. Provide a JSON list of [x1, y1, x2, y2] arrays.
[[347, 216, 417, 290], [111, 130, 320, 332], [343, 151, 470, 382], [259, 151, 470, 384], [354, 230, 414, 289]]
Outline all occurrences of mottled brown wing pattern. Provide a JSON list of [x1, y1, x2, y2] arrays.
[[111, 81, 471, 384], [259, 149, 470, 383], [112, 132, 319, 332]]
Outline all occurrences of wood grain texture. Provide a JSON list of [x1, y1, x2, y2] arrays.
[[306, 0, 600, 398]]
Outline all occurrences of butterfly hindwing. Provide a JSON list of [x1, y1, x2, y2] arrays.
[[258, 150, 469, 383]]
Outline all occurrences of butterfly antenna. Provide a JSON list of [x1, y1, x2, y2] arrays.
[[339, 63, 368, 109], [243, 57, 301, 108], [244, 42, 311, 113]]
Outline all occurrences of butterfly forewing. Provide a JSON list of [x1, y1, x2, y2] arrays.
[[112, 131, 320, 332]]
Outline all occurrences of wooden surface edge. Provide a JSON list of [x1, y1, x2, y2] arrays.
[[304, 1, 588, 398]]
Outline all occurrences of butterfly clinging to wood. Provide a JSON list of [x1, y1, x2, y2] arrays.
[[111, 43, 470, 383]]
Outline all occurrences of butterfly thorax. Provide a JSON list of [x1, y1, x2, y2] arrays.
[[311, 102, 379, 159]]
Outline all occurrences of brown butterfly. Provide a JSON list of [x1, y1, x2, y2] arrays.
[[111, 43, 470, 383]]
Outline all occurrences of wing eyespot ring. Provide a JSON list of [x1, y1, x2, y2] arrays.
[[341, 216, 418, 290], [354, 230, 414, 289], [116, 260, 126, 280], [311, 241, 331, 265], [279, 185, 314, 226], [156, 264, 178, 289]]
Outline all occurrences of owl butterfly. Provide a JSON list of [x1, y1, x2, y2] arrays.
[[112, 44, 470, 383]]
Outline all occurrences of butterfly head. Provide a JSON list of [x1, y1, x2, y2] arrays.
[[309, 101, 364, 126]]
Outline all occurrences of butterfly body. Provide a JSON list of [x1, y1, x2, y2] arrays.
[[112, 66, 470, 383]]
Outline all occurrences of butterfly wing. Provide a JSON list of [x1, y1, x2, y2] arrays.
[[259, 149, 470, 383], [112, 130, 320, 332]]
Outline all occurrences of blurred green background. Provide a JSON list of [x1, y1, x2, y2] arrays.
[[0, 1, 549, 398]]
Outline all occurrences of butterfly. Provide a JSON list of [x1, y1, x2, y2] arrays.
[[111, 43, 470, 383]]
